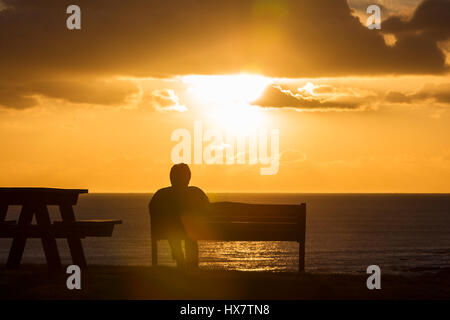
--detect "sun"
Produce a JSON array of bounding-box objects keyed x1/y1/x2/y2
[
  {"x1": 182, "y1": 74, "x2": 273, "y2": 132},
  {"x1": 182, "y1": 74, "x2": 272, "y2": 103}
]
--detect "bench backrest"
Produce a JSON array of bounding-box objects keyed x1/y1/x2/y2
[
  {"x1": 208, "y1": 201, "x2": 304, "y2": 223},
  {"x1": 151, "y1": 201, "x2": 306, "y2": 242}
]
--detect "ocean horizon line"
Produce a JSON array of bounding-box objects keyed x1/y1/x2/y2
[{"x1": 83, "y1": 191, "x2": 450, "y2": 195}]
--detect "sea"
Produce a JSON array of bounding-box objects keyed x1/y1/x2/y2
[{"x1": 1, "y1": 193, "x2": 449, "y2": 275}]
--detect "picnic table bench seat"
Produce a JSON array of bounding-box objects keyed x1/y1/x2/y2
[{"x1": 53, "y1": 219, "x2": 122, "y2": 237}]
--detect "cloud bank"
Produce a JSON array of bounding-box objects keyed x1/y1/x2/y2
[{"x1": 0, "y1": 0, "x2": 448, "y2": 109}]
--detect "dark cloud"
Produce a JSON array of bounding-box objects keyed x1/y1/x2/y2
[
  {"x1": 251, "y1": 86, "x2": 363, "y2": 110},
  {"x1": 383, "y1": 0, "x2": 450, "y2": 41},
  {"x1": 385, "y1": 91, "x2": 411, "y2": 103},
  {"x1": 386, "y1": 83, "x2": 450, "y2": 104},
  {"x1": 0, "y1": 0, "x2": 448, "y2": 109},
  {"x1": 380, "y1": 0, "x2": 450, "y2": 74},
  {"x1": 0, "y1": 79, "x2": 139, "y2": 109},
  {"x1": 28, "y1": 80, "x2": 139, "y2": 106},
  {"x1": 0, "y1": 87, "x2": 38, "y2": 109}
]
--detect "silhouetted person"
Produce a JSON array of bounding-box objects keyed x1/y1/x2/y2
[{"x1": 149, "y1": 163, "x2": 209, "y2": 268}]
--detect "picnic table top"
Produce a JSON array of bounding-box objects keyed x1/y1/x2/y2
[
  {"x1": 0, "y1": 187, "x2": 88, "y2": 193},
  {"x1": 0, "y1": 188, "x2": 88, "y2": 205}
]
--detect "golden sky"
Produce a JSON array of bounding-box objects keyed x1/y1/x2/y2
[{"x1": 0, "y1": 0, "x2": 449, "y2": 192}]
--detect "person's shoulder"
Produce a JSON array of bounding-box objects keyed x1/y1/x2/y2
[
  {"x1": 150, "y1": 187, "x2": 172, "y2": 203},
  {"x1": 188, "y1": 186, "x2": 205, "y2": 193},
  {"x1": 188, "y1": 186, "x2": 209, "y2": 200},
  {"x1": 154, "y1": 187, "x2": 172, "y2": 194}
]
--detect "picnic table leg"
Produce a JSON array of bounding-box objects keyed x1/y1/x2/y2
[
  {"x1": 59, "y1": 204, "x2": 87, "y2": 268},
  {"x1": 0, "y1": 203, "x2": 7, "y2": 222},
  {"x1": 35, "y1": 205, "x2": 62, "y2": 271},
  {"x1": 7, "y1": 204, "x2": 34, "y2": 269}
]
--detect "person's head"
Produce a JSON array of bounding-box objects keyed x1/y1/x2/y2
[{"x1": 170, "y1": 163, "x2": 191, "y2": 188}]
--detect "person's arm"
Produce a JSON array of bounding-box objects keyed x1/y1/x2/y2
[
  {"x1": 148, "y1": 190, "x2": 160, "y2": 216},
  {"x1": 149, "y1": 189, "x2": 166, "y2": 229},
  {"x1": 191, "y1": 187, "x2": 209, "y2": 211},
  {"x1": 198, "y1": 188, "x2": 209, "y2": 205}
]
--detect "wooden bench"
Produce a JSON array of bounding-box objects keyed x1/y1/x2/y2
[
  {"x1": 0, "y1": 188, "x2": 121, "y2": 270},
  {"x1": 151, "y1": 202, "x2": 306, "y2": 272}
]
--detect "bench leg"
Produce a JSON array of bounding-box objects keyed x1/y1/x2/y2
[
  {"x1": 298, "y1": 241, "x2": 305, "y2": 273},
  {"x1": 59, "y1": 204, "x2": 86, "y2": 268},
  {"x1": 186, "y1": 239, "x2": 199, "y2": 268},
  {"x1": 0, "y1": 203, "x2": 7, "y2": 222},
  {"x1": 298, "y1": 203, "x2": 306, "y2": 273},
  {"x1": 151, "y1": 238, "x2": 158, "y2": 266},
  {"x1": 35, "y1": 205, "x2": 62, "y2": 271},
  {"x1": 7, "y1": 205, "x2": 34, "y2": 269}
]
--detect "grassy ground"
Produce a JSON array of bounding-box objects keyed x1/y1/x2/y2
[{"x1": 1, "y1": 265, "x2": 449, "y2": 299}]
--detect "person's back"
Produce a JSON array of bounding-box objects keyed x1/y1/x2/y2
[
  {"x1": 149, "y1": 164, "x2": 209, "y2": 268},
  {"x1": 150, "y1": 185, "x2": 208, "y2": 237}
]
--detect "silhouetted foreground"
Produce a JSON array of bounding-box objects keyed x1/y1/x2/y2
[{"x1": 1, "y1": 265, "x2": 449, "y2": 299}]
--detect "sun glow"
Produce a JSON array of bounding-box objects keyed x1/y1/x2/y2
[
  {"x1": 182, "y1": 74, "x2": 273, "y2": 132},
  {"x1": 298, "y1": 82, "x2": 318, "y2": 96}
]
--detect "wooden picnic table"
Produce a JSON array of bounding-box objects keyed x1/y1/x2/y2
[{"x1": 0, "y1": 188, "x2": 121, "y2": 270}]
